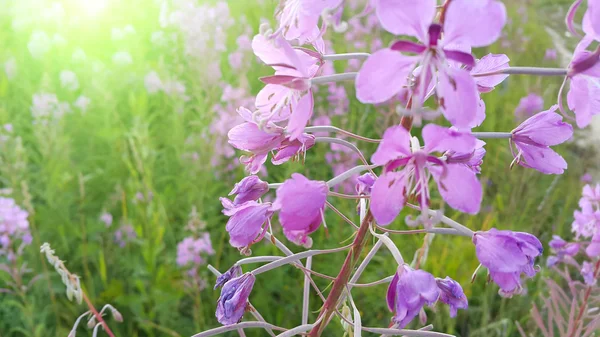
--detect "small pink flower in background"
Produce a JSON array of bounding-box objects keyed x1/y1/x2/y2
[
  {"x1": 544, "y1": 49, "x2": 558, "y2": 61},
  {"x1": 99, "y1": 212, "x2": 113, "y2": 227},
  {"x1": 370, "y1": 124, "x2": 482, "y2": 225},
  {"x1": 581, "y1": 173, "x2": 593, "y2": 183},
  {"x1": 176, "y1": 233, "x2": 214, "y2": 266},
  {"x1": 510, "y1": 105, "x2": 573, "y2": 174},
  {"x1": 112, "y1": 51, "x2": 133, "y2": 66},
  {"x1": 4, "y1": 58, "x2": 16, "y2": 80},
  {"x1": 386, "y1": 265, "x2": 439, "y2": 328},
  {"x1": 59, "y1": 70, "x2": 79, "y2": 92},
  {"x1": 114, "y1": 224, "x2": 136, "y2": 248},
  {"x1": 547, "y1": 235, "x2": 580, "y2": 267},
  {"x1": 514, "y1": 93, "x2": 544, "y2": 120},
  {"x1": 272, "y1": 173, "x2": 328, "y2": 247},
  {"x1": 74, "y1": 96, "x2": 90, "y2": 113},
  {"x1": 275, "y1": 0, "x2": 343, "y2": 43},
  {"x1": 144, "y1": 71, "x2": 163, "y2": 94},
  {"x1": 0, "y1": 198, "x2": 31, "y2": 259},
  {"x1": 473, "y1": 229, "x2": 543, "y2": 297}
]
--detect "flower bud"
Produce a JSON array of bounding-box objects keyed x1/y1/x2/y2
[
  {"x1": 215, "y1": 265, "x2": 243, "y2": 289},
  {"x1": 216, "y1": 273, "x2": 256, "y2": 325},
  {"x1": 87, "y1": 316, "x2": 96, "y2": 329},
  {"x1": 111, "y1": 309, "x2": 123, "y2": 322},
  {"x1": 229, "y1": 176, "x2": 268, "y2": 205},
  {"x1": 436, "y1": 277, "x2": 468, "y2": 317}
]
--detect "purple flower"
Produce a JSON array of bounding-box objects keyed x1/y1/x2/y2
[
  {"x1": 370, "y1": 124, "x2": 482, "y2": 225},
  {"x1": 386, "y1": 265, "x2": 439, "y2": 328},
  {"x1": 216, "y1": 273, "x2": 256, "y2": 325},
  {"x1": 572, "y1": 199, "x2": 600, "y2": 238},
  {"x1": 544, "y1": 49, "x2": 558, "y2": 61},
  {"x1": 114, "y1": 224, "x2": 136, "y2": 248},
  {"x1": 271, "y1": 133, "x2": 316, "y2": 165},
  {"x1": 229, "y1": 176, "x2": 269, "y2": 205},
  {"x1": 99, "y1": 212, "x2": 113, "y2": 227},
  {"x1": 586, "y1": 232, "x2": 600, "y2": 258},
  {"x1": 445, "y1": 139, "x2": 487, "y2": 174},
  {"x1": 510, "y1": 106, "x2": 573, "y2": 174},
  {"x1": 176, "y1": 233, "x2": 214, "y2": 267},
  {"x1": 272, "y1": 173, "x2": 328, "y2": 247},
  {"x1": 547, "y1": 235, "x2": 580, "y2": 267},
  {"x1": 220, "y1": 199, "x2": 273, "y2": 250},
  {"x1": 358, "y1": 0, "x2": 506, "y2": 128},
  {"x1": 514, "y1": 94, "x2": 544, "y2": 120},
  {"x1": 275, "y1": 0, "x2": 343, "y2": 43},
  {"x1": 356, "y1": 173, "x2": 376, "y2": 195},
  {"x1": 581, "y1": 261, "x2": 596, "y2": 286},
  {"x1": 470, "y1": 54, "x2": 510, "y2": 93},
  {"x1": 436, "y1": 277, "x2": 468, "y2": 317},
  {"x1": 473, "y1": 229, "x2": 543, "y2": 297},
  {"x1": 0, "y1": 198, "x2": 30, "y2": 257},
  {"x1": 215, "y1": 265, "x2": 243, "y2": 289},
  {"x1": 581, "y1": 173, "x2": 593, "y2": 183},
  {"x1": 566, "y1": 39, "x2": 600, "y2": 128}
]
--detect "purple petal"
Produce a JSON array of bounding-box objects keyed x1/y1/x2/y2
[
  {"x1": 287, "y1": 91, "x2": 314, "y2": 141},
  {"x1": 370, "y1": 171, "x2": 407, "y2": 226},
  {"x1": 356, "y1": 49, "x2": 418, "y2": 104},
  {"x1": 516, "y1": 143, "x2": 568, "y2": 175},
  {"x1": 567, "y1": 75, "x2": 600, "y2": 128},
  {"x1": 390, "y1": 40, "x2": 427, "y2": 54},
  {"x1": 431, "y1": 164, "x2": 482, "y2": 214},
  {"x1": 566, "y1": 0, "x2": 584, "y2": 35},
  {"x1": 512, "y1": 106, "x2": 574, "y2": 146},
  {"x1": 422, "y1": 124, "x2": 477, "y2": 154},
  {"x1": 437, "y1": 67, "x2": 480, "y2": 128},
  {"x1": 255, "y1": 84, "x2": 295, "y2": 122},
  {"x1": 371, "y1": 125, "x2": 412, "y2": 165},
  {"x1": 386, "y1": 271, "x2": 400, "y2": 311},
  {"x1": 470, "y1": 54, "x2": 510, "y2": 92},
  {"x1": 374, "y1": 0, "x2": 436, "y2": 42},
  {"x1": 442, "y1": 0, "x2": 507, "y2": 48},
  {"x1": 443, "y1": 49, "x2": 476, "y2": 68}
]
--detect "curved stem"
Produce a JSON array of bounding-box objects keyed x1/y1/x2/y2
[
  {"x1": 251, "y1": 244, "x2": 352, "y2": 276},
  {"x1": 315, "y1": 137, "x2": 372, "y2": 169},
  {"x1": 191, "y1": 322, "x2": 286, "y2": 337},
  {"x1": 375, "y1": 225, "x2": 466, "y2": 236},
  {"x1": 311, "y1": 73, "x2": 357, "y2": 85},
  {"x1": 304, "y1": 125, "x2": 382, "y2": 143},
  {"x1": 326, "y1": 164, "x2": 379, "y2": 188},
  {"x1": 302, "y1": 257, "x2": 312, "y2": 325},
  {"x1": 323, "y1": 53, "x2": 370, "y2": 61},
  {"x1": 349, "y1": 275, "x2": 394, "y2": 288},
  {"x1": 325, "y1": 201, "x2": 359, "y2": 229},
  {"x1": 82, "y1": 292, "x2": 115, "y2": 337},
  {"x1": 471, "y1": 66, "x2": 567, "y2": 77}
]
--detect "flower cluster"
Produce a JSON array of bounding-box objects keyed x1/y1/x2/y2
[
  {"x1": 176, "y1": 208, "x2": 215, "y2": 291},
  {"x1": 0, "y1": 197, "x2": 31, "y2": 260}
]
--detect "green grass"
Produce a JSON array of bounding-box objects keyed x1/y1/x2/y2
[{"x1": 0, "y1": 0, "x2": 593, "y2": 336}]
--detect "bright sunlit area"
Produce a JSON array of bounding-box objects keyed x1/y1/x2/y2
[{"x1": 0, "y1": 0, "x2": 599, "y2": 337}]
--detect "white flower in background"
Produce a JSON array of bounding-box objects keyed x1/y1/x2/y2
[
  {"x1": 28, "y1": 31, "x2": 52, "y2": 59},
  {"x1": 151, "y1": 31, "x2": 167, "y2": 46},
  {"x1": 112, "y1": 51, "x2": 132, "y2": 66},
  {"x1": 144, "y1": 71, "x2": 163, "y2": 94},
  {"x1": 53, "y1": 34, "x2": 67, "y2": 47},
  {"x1": 72, "y1": 48, "x2": 87, "y2": 63},
  {"x1": 74, "y1": 96, "x2": 91, "y2": 113},
  {"x1": 31, "y1": 93, "x2": 71, "y2": 121},
  {"x1": 60, "y1": 70, "x2": 79, "y2": 91},
  {"x1": 4, "y1": 58, "x2": 16, "y2": 80}
]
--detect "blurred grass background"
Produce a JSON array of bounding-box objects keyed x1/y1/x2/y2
[{"x1": 0, "y1": 0, "x2": 596, "y2": 336}]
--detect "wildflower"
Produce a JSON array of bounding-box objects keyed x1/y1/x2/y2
[
  {"x1": 220, "y1": 199, "x2": 272, "y2": 250},
  {"x1": 386, "y1": 265, "x2": 439, "y2": 328},
  {"x1": 99, "y1": 212, "x2": 113, "y2": 227},
  {"x1": 114, "y1": 225, "x2": 136, "y2": 248},
  {"x1": 73, "y1": 96, "x2": 90, "y2": 113},
  {"x1": 470, "y1": 54, "x2": 510, "y2": 93},
  {"x1": 586, "y1": 232, "x2": 600, "y2": 257},
  {"x1": 229, "y1": 176, "x2": 269, "y2": 205},
  {"x1": 572, "y1": 199, "x2": 600, "y2": 238},
  {"x1": 176, "y1": 233, "x2": 214, "y2": 266},
  {"x1": 144, "y1": 71, "x2": 163, "y2": 94},
  {"x1": 216, "y1": 273, "x2": 256, "y2": 325},
  {"x1": 356, "y1": 173, "x2": 376, "y2": 195},
  {"x1": 566, "y1": 37, "x2": 600, "y2": 128},
  {"x1": 514, "y1": 94, "x2": 544, "y2": 120},
  {"x1": 436, "y1": 277, "x2": 468, "y2": 317},
  {"x1": 4, "y1": 58, "x2": 16, "y2": 80},
  {"x1": 370, "y1": 124, "x2": 482, "y2": 225},
  {"x1": 358, "y1": 0, "x2": 506, "y2": 128},
  {"x1": 0, "y1": 198, "x2": 31, "y2": 256},
  {"x1": 547, "y1": 235, "x2": 580, "y2": 267},
  {"x1": 544, "y1": 49, "x2": 558, "y2": 61},
  {"x1": 581, "y1": 261, "x2": 596, "y2": 285},
  {"x1": 215, "y1": 265, "x2": 243, "y2": 289},
  {"x1": 28, "y1": 31, "x2": 52, "y2": 59},
  {"x1": 510, "y1": 105, "x2": 573, "y2": 174},
  {"x1": 272, "y1": 173, "x2": 328, "y2": 247},
  {"x1": 581, "y1": 173, "x2": 593, "y2": 183},
  {"x1": 31, "y1": 93, "x2": 71, "y2": 121},
  {"x1": 275, "y1": 0, "x2": 343, "y2": 43},
  {"x1": 473, "y1": 229, "x2": 543, "y2": 297},
  {"x1": 60, "y1": 71, "x2": 79, "y2": 91}
]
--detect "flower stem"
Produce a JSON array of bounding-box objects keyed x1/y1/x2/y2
[
  {"x1": 323, "y1": 53, "x2": 370, "y2": 61},
  {"x1": 308, "y1": 210, "x2": 374, "y2": 337},
  {"x1": 302, "y1": 256, "x2": 312, "y2": 325},
  {"x1": 471, "y1": 66, "x2": 568, "y2": 77},
  {"x1": 82, "y1": 292, "x2": 115, "y2": 337},
  {"x1": 304, "y1": 125, "x2": 382, "y2": 143},
  {"x1": 311, "y1": 73, "x2": 357, "y2": 85},
  {"x1": 471, "y1": 132, "x2": 512, "y2": 139}
]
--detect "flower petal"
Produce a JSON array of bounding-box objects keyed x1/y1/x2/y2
[
  {"x1": 374, "y1": 0, "x2": 435, "y2": 42},
  {"x1": 371, "y1": 125, "x2": 412, "y2": 165},
  {"x1": 567, "y1": 75, "x2": 600, "y2": 128},
  {"x1": 437, "y1": 67, "x2": 480, "y2": 128},
  {"x1": 356, "y1": 49, "x2": 418, "y2": 104},
  {"x1": 470, "y1": 54, "x2": 510, "y2": 92},
  {"x1": 370, "y1": 171, "x2": 407, "y2": 226},
  {"x1": 287, "y1": 91, "x2": 314, "y2": 141},
  {"x1": 422, "y1": 124, "x2": 476, "y2": 154},
  {"x1": 432, "y1": 164, "x2": 482, "y2": 214},
  {"x1": 516, "y1": 143, "x2": 568, "y2": 175},
  {"x1": 443, "y1": 0, "x2": 507, "y2": 47}
]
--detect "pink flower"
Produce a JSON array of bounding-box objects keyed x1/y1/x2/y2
[
  {"x1": 386, "y1": 265, "x2": 439, "y2": 328},
  {"x1": 176, "y1": 233, "x2": 214, "y2": 266},
  {"x1": 544, "y1": 49, "x2": 558, "y2": 61},
  {"x1": 587, "y1": 232, "x2": 600, "y2": 257},
  {"x1": 514, "y1": 93, "x2": 544, "y2": 120},
  {"x1": 252, "y1": 35, "x2": 322, "y2": 139},
  {"x1": 220, "y1": 199, "x2": 272, "y2": 250},
  {"x1": 473, "y1": 229, "x2": 543, "y2": 297},
  {"x1": 370, "y1": 124, "x2": 482, "y2": 225},
  {"x1": 436, "y1": 277, "x2": 468, "y2": 317},
  {"x1": 581, "y1": 261, "x2": 596, "y2": 285},
  {"x1": 229, "y1": 176, "x2": 269, "y2": 205},
  {"x1": 216, "y1": 273, "x2": 255, "y2": 325},
  {"x1": 272, "y1": 173, "x2": 328, "y2": 247},
  {"x1": 358, "y1": 0, "x2": 506, "y2": 128},
  {"x1": 99, "y1": 212, "x2": 113, "y2": 227},
  {"x1": 510, "y1": 106, "x2": 573, "y2": 174},
  {"x1": 470, "y1": 54, "x2": 510, "y2": 93},
  {"x1": 275, "y1": 0, "x2": 343, "y2": 43},
  {"x1": 566, "y1": 38, "x2": 600, "y2": 128}
]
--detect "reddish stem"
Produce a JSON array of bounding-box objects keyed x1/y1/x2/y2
[
  {"x1": 439, "y1": 0, "x2": 452, "y2": 26},
  {"x1": 568, "y1": 259, "x2": 600, "y2": 337},
  {"x1": 308, "y1": 211, "x2": 373, "y2": 337},
  {"x1": 82, "y1": 292, "x2": 116, "y2": 337}
]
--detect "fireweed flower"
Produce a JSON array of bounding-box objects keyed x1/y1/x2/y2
[
  {"x1": 444, "y1": 139, "x2": 487, "y2": 174},
  {"x1": 547, "y1": 235, "x2": 580, "y2": 267},
  {"x1": 272, "y1": 173, "x2": 328, "y2": 247},
  {"x1": 473, "y1": 229, "x2": 543, "y2": 297},
  {"x1": 176, "y1": 233, "x2": 215, "y2": 267},
  {"x1": 435, "y1": 277, "x2": 468, "y2": 317},
  {"x1": 229, "y1": 176, "x2": 269, "y2": 205},
  {"x1": 514, "y1": 93, "x2": 544, "y2": 120},
  {"x1": 216, "y1": 272, "x2": 256, "y2": 325},
  {"x1": 586, "y1": 232, "x2": 600, "y2": 257},
  {"x1": 386, "y1": 265, "x2": 439, "y2": 328},
  {"x1": 566, "y1": 0, "x2": 600, "y2": 39},
  {"x1": 581, "y1": 261, "x2": 596, "y2": 285},
  {"x1": 572, "y1": 199, "x2": 600, "y2": 238},
  {"x1": 565, "y1": 36, "x2": 600, "y2": 128},
  {"x1": 357, "y1": 0, "x2": 506, "y2": 128},
  {"x1": 370, "y1": 124, "x2": 482, "y2": 225},
  {"x1": 509, "y1": 105, "x2": 573, "y2": 174},
  {"x1": 470, "y1": 54, "x2": 510, "y2": 93},
  {"x1": 356, "y1": 172, "x2": 376, "y2": 195},
  {"x1": 220, "y1": 198, "x2": 273, "y2": 250},
  {"x1": 274, "y1": 0, "x2": 343, "y2": 43},
  {"x1": 0, "y1": 198, "x2": 31, "y2": 259},
  {"x1": 252, "y1": 34, "x2": 322, "y2": 139},
  {"x1": 215, "y1": 265, "x2": 243, "y2": 289}
]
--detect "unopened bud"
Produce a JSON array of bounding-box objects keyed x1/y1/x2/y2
[
  {"x1": 112, "y1": 309, "x2": 123, "y2": 322},
  {"x1": 87, "y1": 316, "x2": 96, "y2": 329}
]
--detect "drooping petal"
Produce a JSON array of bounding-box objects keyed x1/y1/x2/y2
[
  {"x1": 370, "y1": 171, "x2": 407, "y2": 226},
  {"x1": 512, "y1": 106, "x2": 574, "y2": 146},
  {"x1": 422, "y1": 124, "x2": 477, "y2": 154},
  {"x1": 228, "y1": 122, "x2": 284, "y2": 154},
  {"x1": 515, "y1": 143, "x2": 568, "y2": 175},
  {"x1": 287, "y1": 91, "x2": 314, "y2": 141},
  {"x1": 442, "y1": 0, "x2": 507, "y2": 48},
  {"x1": 252, "y1": 35, "x2": 304, "y2": 77},
  {"x1": 437, "y1": 67, "x2": 480, "y2": 128},
  {"x1": 374, "y1": 0, "x2": 436, "y2": 42},
  {"x1": 386, "y1": 271, "x2": 400, "y2": 311},
  {"x1": 567, "y1": 75, "x2": 600, "y2": 128},
  {"x1": 371, "y1": 125, "x2": 412, "y2": 165},
  {"x1": 356, "y1": 49, "x2": 418, "y2": 104},
  {"x1": 470, "y1": 54, "x2": 510, "y2": 92},
  {"x1": 431, "y1": 164, "x2": 482, "y2": 214}
]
